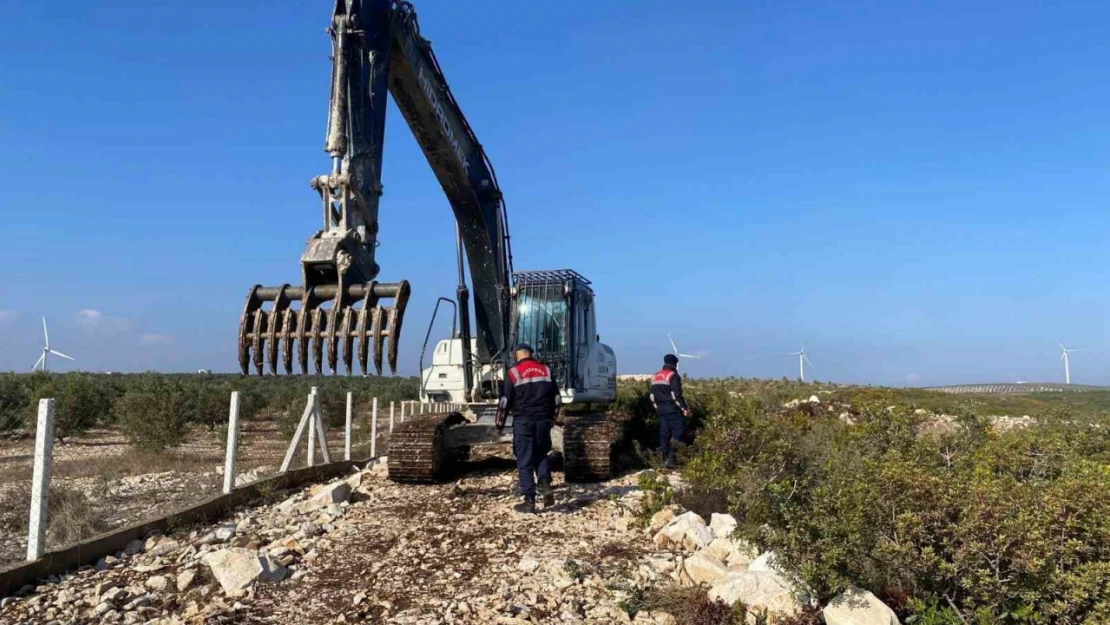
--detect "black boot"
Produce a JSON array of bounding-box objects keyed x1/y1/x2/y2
[
  {"x1": 538, "y1": 480, "x2": 554, "y2": 508},
  {"x1": 514, "y1": 494, "x2": 536, "y2": 514},
  {"x1": 663, "y1": 452, "x2": 678, "y2": 469}
]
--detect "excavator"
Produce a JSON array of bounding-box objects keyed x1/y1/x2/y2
[{"x1": 237, "y1": 0, "x2": 618, "y2": 482}]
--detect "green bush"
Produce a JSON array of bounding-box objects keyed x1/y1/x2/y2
[
  {"x1": 678, "y1": 384, "x2": 1110, "y2": 623},
  {"x1": 50, "y1": 372, "x2": 113, "y2": 441},
  {"x1": 0, "y1": 372, "x2": 420, "y2": 440},
  {"x1": 0, "y1": 374, "x2": 29, "y2": 434},
  {"x1": 114, "y1": 375, "x2": 192, "y2": 451}
]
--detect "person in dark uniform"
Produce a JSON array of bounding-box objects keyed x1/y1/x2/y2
[
  {"x1": 496, "y1": 343, "x2": 560, "y2": 513},
  {"x1": 651, "y1": 354, "x2": 690, "y2": 468}
]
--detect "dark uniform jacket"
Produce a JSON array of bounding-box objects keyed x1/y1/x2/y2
[
  {"x1": 651, "y1": 366, "x2": 689, "y2": 416},
  {"x1": 498, "y1": 357, "x2": 559, "y2": 423}
]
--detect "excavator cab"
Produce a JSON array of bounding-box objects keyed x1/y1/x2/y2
[
  {"x1": 511, "y1": 270, "x2": 616, "y2": 404},
  {"x1": 419, "y1": 270, "x2": 616, "y2": 405}
]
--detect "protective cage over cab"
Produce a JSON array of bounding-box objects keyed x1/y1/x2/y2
[{"x1": 511, "y1": 270, "x2": 616, "y2": 403}]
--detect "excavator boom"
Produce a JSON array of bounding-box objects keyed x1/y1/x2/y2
[{"x1": 238, "y1": 0, "x2": 511, "y2": 376}]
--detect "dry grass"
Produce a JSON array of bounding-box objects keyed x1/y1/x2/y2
[
  {"x1": 643, "y1": 586, "x2": 741, "y2": 625},
  {"x1": 640, "y1": 586, "x2": 823, "y2": 625},
  {"x1": 53, "y1": 450, "x2": 222, "y2": 481},
  {"x1": 0, "y1": 483, "x2": 109, "y2": 546}
]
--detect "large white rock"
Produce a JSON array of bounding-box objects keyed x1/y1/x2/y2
[
  {"x1": 683, "y1": 552, "x2": 730, "y2": 586},
  {"x1": 709, "y1": 513, "x2": 737, "y2": 538},
  {"x1": 648, "y1": 507, "x2": 679, "y2": 533},
  {"x1": 202, "y1": 548, "x2": 289, "y2": 593},
  {"x1": 297, "y1": 481, "x2": 353, "y2": 514},
  {"x1": 700, "y1": 536, "x2": 760, "y2": 569},
  {"x1": 748, "y1": 551, "x2": 779, "y2": 573},
  {"x1": 823, "y1": 588, "x2": 900, "y2": 625},
  {"x1": 653, "y1": 512, "x2": 713, "y2": 551},
  {"x1": 707, "y1": 571, "x2": 804, "y2": 617}
]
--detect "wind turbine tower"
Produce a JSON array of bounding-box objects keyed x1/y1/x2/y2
[
  {"x1": 33, "y1": 317, "x2": 75, "y2": 372},
  {"x1": 1059, "y1": 343, "x2": 1079, "y2": 385},
  {"x1": 789, "y1": 347, "x2": 812, "y2": 382}
]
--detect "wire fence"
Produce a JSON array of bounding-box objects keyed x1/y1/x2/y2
[{"x1": 0, "y1": 380, "x2": 449, "y2": 569}]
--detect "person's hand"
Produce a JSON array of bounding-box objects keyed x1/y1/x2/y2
[
  {"x1": 682, "y1": 409, "x2": 691, "y2": 418},
  {"x1": 495, "y1": 410, "x2": 507, "y2": 432}
]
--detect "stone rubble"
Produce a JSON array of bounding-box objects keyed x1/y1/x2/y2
[{"x1": 0, "y1": 457, "x2": 903, "y2": 625}]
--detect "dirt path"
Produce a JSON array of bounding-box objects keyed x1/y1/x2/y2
[
  {"x1": 224, "y1": 459, "x2": 660, "y2": 624},
  {"x1": 0, "y1": 451, "x2": 680, "y2": 625}
]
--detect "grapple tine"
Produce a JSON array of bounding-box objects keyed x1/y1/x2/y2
[
  {"x1": 326, "y1": 306, "x2": 340, "y2": 375},
  {"x1": 282, "y1": 308, "x2": 296, "y2": 374},
  {"x1": 251, "y1": 307, "x2": 266, "y2": 376},
  {"x1": 267, "y1": 285, "x2": 290, "y2": 375},
  {"x1": 311, "y1": 309, "x2": 325, "y2": 375},
  {"x1": 371, "y1": 306, "x2": 385, "y2": 375},
  {"x1": 341, "y1": 309, "x2": 355, "y2": 375},
  {"x1": 356, "y1": 306, "x2": 370, "y2": 375},
  {"x1": 297, "y1": 300, "x2": 311, "y2": 375},
  {"x1": 238, "y1": 286, "x2": 262, "y2": 375},
  {"x1": 387, "y1": 280, "x2": 411, "y2": 373}
]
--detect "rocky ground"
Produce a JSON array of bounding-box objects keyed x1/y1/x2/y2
[
  {"x1": 0, "y1": 448, "x2": 900, "y2": 625},
  {"x1": 0, "y1": 423, "x2": 360, "y2": 567}
]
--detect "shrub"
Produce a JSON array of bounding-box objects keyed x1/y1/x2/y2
[
  {"x1": 50, "y1": 372, "x2": 113, "y2": 441},
  {"x1": 114, "y1": 375, "x2": 192, "y2": 451},
  {"x1": 682, "y1": 386, "x2": 1110, "y2": 622},
  {"x1": 0, "y1": 374, "x2": 28, "y2": 434}
]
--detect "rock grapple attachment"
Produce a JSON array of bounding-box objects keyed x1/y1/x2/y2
[{"x1": 238, "y1": 281, "x2": 410, "y2": 375}]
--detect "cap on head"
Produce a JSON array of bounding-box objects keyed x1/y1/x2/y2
[
  {"x1": 663, "y1": 354, "x2": 679, "y2": 366},
  {"x1": 514, "y1": 343, "x2": 534, "y2": 356}
]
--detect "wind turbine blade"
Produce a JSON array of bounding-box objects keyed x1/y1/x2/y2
[
  {"x1": 668, "y1": 333, "x2": 678, "y2": 354},
  {"x1": 803, "y1": 354, "x2": 813, "y2": 366},
  {"x1": 678, "y1": 353, "x2": 701, "y2": 359},
  {"x1": 42, "y1": 317, "x2": 49, "y2": 348},
  {"x1": 50, "y1": 350, "x2": 75, "y2": 361},
  {"x1": 1061, "y1": 353, "x2": 1066, "y2": 361},
  {"x1": 32, "y1": 353, "x2": 44, "y2": 371}
]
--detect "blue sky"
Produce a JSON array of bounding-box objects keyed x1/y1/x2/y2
[{"x1": 2, "y1": 0, "x2": 1109, "y2": 385}]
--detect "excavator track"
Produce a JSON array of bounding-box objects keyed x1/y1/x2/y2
[
  {"x1": 387, "y1": 412, "x2": 465, "y2": 483},
  {"x1": 562, "y1": 413, "x2": 615, "y2": 483}
]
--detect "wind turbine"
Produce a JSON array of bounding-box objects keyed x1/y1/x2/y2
[
  {"x1": 1059, "y1": 343, "x2": 1080, "y2": 385},
  {"x1": 33, "y1": 317, "x2": 75, "y2": 372},
  {"x1": 668, "y1": 333, "x2": 703, "y2": 368},
  {"x1": 789, "y1": 347, "x2": 812, "y2": 382}
]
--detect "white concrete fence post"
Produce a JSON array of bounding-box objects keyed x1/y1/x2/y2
[
  {"x1": 222, "y1": 392, "x2": 241, "y2": 495},
  {"x1": 390, "y1": 401, "x2": 395, "y2": 433},
  {"x1": 280, "y1": 388, "x2": 319, "y2": 473},
  {"x1": 344, "y1": 392, "x2": 353, "y2": 461},
  {"x1": 313, "y1": 389, "x2": 331, "y2": 464},
  {"x1": 27, "y1": 398, "x2": 55, "y2": 561},
  {"x1": 307, "y1": 387, "x2": 318, "y2": 467},
  {"x1": 371, "y1": 397, "x2": 379, "y2": 458}
]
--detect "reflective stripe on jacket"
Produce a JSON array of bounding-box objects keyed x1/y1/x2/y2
[
  {"x1": 650, "y1": 367, "x2": 688, "y2": 415},
  {"x1": 498, "y1": 358, "x2": 559, "y2": 421}
]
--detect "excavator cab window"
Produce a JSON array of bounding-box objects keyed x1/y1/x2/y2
[
  {"x1": 515, "y1": 290, "x2": 567, "y2": 360},
  {"x1": 511, "y1": 270, "x2": 593, "y2": 390}
]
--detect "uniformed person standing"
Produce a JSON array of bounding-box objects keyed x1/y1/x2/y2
[
  {"x1": 496, "y1": 344, "x2": 560, "y2": 513},
  {"x1": 651, "y1": 354, "x2": 690, "y2": 468}
]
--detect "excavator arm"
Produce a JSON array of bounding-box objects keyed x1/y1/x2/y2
[
  {"x1": 237, "y1": 0, "x2": 511, "y2": 379},
  {"x1": 387, "y1": 1, "x2": 513, "y2": 365}
]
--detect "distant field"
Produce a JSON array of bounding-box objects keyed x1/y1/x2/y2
[
  {"x1": 657, "y1": 378, "x2": 1110, "y2": 418},
  {"x1": 925, "y1": 382, "x2": 1109, "y2": 394}
]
